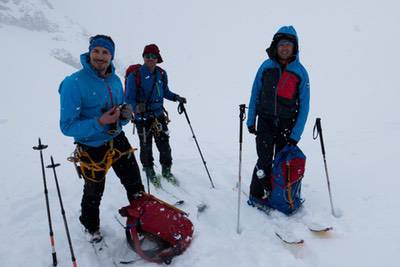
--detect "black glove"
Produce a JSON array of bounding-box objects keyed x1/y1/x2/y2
[
  {"x1": 119, "y1": 104, "x2": 134, "y2": 120},
  {"x1": 175, "y1": 95, "x2": 187, "y2": 104},
  {"x1": 248, "y1": 126, "x2": 257, "y2": 135},
  {"x1": 135, "y1": 103, "x2": 146, "y2": 114},
  {"x1": 287, "y1": 138, "x2": 298, "y2": 146}
]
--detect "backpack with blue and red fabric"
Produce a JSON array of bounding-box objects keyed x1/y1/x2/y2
[{"x1": 268, "y1": 145, "x2": 306, "y2": 215}]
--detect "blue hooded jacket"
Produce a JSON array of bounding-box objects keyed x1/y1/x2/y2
[
  {"x1": 125, "y1": 64, "x2": 177, "y2": 119},
  {"x1": 247, "y1": 26, "x2": 310, "y2": 142},
  {"x1": 59, "y1": 53, "x2": 126, "y2": 147}
]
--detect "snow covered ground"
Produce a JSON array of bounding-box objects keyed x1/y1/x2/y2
[{"x1": 1, "y1": 0, "x2": 400, "y2": 266}]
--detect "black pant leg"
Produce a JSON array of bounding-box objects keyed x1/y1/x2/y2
[
  {"x1": 249, "y1": 118, "x2": 274, "y2": 198},
  {"x1": 112, "y1": 132, "x2": 144, "y2": 202},
  {"x1": 136, "y1": 120, "x2": 154, "y2": 168},
  {"x1": 154, "y1": 116, "x2": 172, "y2": 167},
  {"x1": 275, "y1": 118, "x2": 295, "y2": 153},
  {"x1": 80, "y1": 170, "x2": 106, "y2": 233},
  {"x1": 249, "y1": 117, "x2": 296, "y2": 199},
  {"x1": 77, "y1": 143, "x2": 108, "y2": 232}
]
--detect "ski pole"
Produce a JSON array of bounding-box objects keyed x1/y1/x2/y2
[
  {"x1": 33, "y1": 138, "x2": 57, "y2": 266},
  {"x1": 47, "y1": 156, "x2": 78, "y2": 267},
  {"x1": 178, "y1": 102, "x2": 215, "y2": 188},
  {"x1": 237, "y1": 104, "x2": 246, "y2": 234},
  {"x1": 142, "y1": 124, "x2": 150, "y2": 194},
  {"x1": 313, "y1": 118, "x2": 338, "y2": 217}
]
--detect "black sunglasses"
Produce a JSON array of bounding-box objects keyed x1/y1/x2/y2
[{"x1": 144, "y1": 54, "x2": 158, "y2": 60}]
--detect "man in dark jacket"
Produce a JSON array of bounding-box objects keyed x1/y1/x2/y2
[
  {"x1": 125, "y1": 44, "x2": 186, "y2": 188},
  {"x1": 247, "y1": 26, "x2": 310, "y2": 207},
  {"x1": 59, "y1": 35, "x2": 144, "y2": 242}
]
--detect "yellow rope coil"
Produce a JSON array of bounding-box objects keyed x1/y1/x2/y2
[{"x1": 69, "y1": 141, "x2": 137, "y2": 183}]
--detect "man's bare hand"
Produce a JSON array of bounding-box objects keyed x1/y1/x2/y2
[{"x1": 98, "y1": 106, "x2": 120, "y2": 126}]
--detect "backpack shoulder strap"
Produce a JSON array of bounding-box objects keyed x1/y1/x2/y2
[
  {"x1": 124, "y1": 64, "x2": 142, "y2": 95},
  {"x1": 155, "y1": 66, "x2": 167, "y2": 84},
  {"x1": 129, "y1": 223, "x2": 167, "y2": 264}
]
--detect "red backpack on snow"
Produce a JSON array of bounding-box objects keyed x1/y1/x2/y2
[{"x1": 119, "y1": 193, "x2": 194, "y2": 265}]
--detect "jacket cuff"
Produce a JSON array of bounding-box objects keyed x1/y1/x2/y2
[
  {"x1": 94, "y1": 118, "x2": 105, "y2": 131},
  {"x1": 289, "y1": 134, "x2": 300, "y2": 142},
  {"x1": 120, "y1": 119, "x2": 129, "y2": 126}
]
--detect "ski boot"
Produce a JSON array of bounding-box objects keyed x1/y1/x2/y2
[
  {"x1": 144, "y1": 166, "x2": 161, "y2": 188},
  {"x1": 79, "y1": 216, "x2": 103, "y2": 243},
  {"x1": 87, "y1": 230, "x2": 103, "y2": 243},
  {"x1": 247, "y1": 195, "x2": 271, "y2": 214},
  {"x1": 162, "y1": 165, "x2": 179, "y2": 186}
]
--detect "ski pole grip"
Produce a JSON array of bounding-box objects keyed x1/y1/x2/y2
[
  {"x1": 239, "y1": 104, "x2": 246, "y2": 120},
  {"x1": 178, "y1": 102, "x2": 191, "y2": 124},
  {"x1": 177, "y1": 102, "x2": 185, "y2": 114},
  {"x1": 316, "y1": 118, "x2": 322, "y2": 133},
  {"x1": 315, "y1": 118, "x2": 326, "y2": 156},
  {"x1": 33, "y1": 137, "x2": 48, "y2": 150},
  {"x1": 239, "y1": 104, "x2": 245, "y2": 143}
]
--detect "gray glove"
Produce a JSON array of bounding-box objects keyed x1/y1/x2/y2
[
  {"x1": 119, "y1": 104, "x2": 133, "y2": 120},
  {"x1": 135, "y1": 103, "x2": 146, "y2": 114}
]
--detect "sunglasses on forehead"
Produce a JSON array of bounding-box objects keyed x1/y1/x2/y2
[{"x1": 144, "y1": 54, "x2": 158, "y2": 60}]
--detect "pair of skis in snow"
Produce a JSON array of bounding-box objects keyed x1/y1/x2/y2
[
  {"x1": 158, "y1": 186, "x2": 208, "y2": 214},
  {"x1": 146, "y1": 170, "x2": 209, "y2": 215},
  {"x1": 247, "y1": 200, "x2": 333, "y2": 245},
  {"x1": 275, "y1": 224, "x2": 333, "y2": 245},
  {"x1": 145, "y1": 169, "x2": 179, "y2": 191},
  {"x1": 145, "y1": 170, "x2": 207, "y2": 213}
]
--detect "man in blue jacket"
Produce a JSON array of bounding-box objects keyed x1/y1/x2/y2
[
  {"x1": 125, "y1": 44, "x2": 186, "y2": 188},
  {"x1": 247, "y1": 26, "x2": 310, "y2": 207},
  {"x1": 59, "y1": 35, "x2": 144, "y2": 242}
]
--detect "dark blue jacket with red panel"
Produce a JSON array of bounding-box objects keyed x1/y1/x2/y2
[{"x1": 247, "y1": 26, "x2": 310, "y2": 142}]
